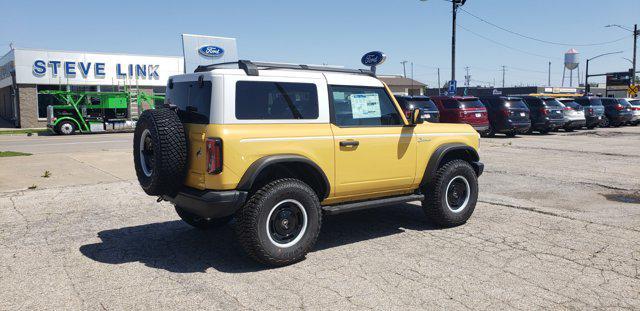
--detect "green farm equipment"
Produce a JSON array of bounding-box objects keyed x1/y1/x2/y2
[{"x1": 40, "y1": 89, "x2": 164, "y2": 135}]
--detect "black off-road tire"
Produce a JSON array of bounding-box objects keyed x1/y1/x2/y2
[
  {"x1": 422, "y1": 160, "x2": 478, "y2": 227},
  {"x1": 175, "y1": 205, "x2": 233, "y2": 229},
  {"x1": 235, "y1": 178, "x2": 322, "y2": 266},
  {"x1": 133, "y1": 109, "x2": 187, "y2": 196}
]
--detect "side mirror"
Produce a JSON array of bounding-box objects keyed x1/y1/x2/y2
[{"x1": 409, "y1": 108, "x2": 425, "y2": 125}]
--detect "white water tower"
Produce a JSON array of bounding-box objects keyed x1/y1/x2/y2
[{"x1": 562, "y1": 49, "x2": 580, "y2": 87}]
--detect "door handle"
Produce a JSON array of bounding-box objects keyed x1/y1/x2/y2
[{"x1": 339, "y1": 140, "x2": 359, "y2": 147}]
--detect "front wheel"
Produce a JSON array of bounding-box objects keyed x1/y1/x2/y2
[
  {"x1": 422, "y1": 160, "x2": 478, "y2": 227},
  {"x1": 235, "y1": 178, "x2": 322, "y2": 266},
  {"x1": 175, "y1": 205, "x2": 233, "y2": 229},
  {"x1": 56, "y1": 120, "x2": 76, "y2": 135}
]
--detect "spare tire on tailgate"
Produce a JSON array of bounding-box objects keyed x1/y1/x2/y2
[{"x1": 134, "y1": 108, "x2": 187, "y2": 196}]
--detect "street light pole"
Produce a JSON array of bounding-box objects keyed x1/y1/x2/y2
[
  {"x1": 451, "y1": 0, "x2": 457, "y2": 81},
  {"x1": 584, "y1": 51, "x2": 624, "y2": 93}
]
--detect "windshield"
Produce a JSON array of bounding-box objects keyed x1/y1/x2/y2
[
  {"x1": 404, "y1": 99, "x2": 438, "y2": 111},
  {"x1": 459, "y1": 99, "x2": 485, "y2": 109},
  {"x1": 543, "y1": 98, "x2": 563, "y2": 108},
  {"x1": 505, "y1": 100, "x2": 528, "y2": 109}
]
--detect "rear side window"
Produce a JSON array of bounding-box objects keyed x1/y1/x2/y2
[
  {"x1": 167, "y1": 80, "x2": 212, "y2": 124},
  {"x1": 330, "y1": 85, "x2": 402, "y2": 126},
  {"x1": 235, "y1": 81, "x2": 319, "y2": 120},
  {"x1": 629, "y1": 99, "x2": 640, "y2": 106}
]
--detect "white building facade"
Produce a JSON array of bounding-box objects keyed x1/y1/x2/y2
[{"x1": 0, "y1": 48, "x2": 183, "y2": 128}]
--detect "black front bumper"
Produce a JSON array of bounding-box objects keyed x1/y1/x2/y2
[{"x1": 163, "y1": 188, "x2": 248, "y2": 219}]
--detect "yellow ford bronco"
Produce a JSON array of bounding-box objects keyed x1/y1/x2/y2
[{"x1": 134, "y1": 61, "x2": 483, "y2": 266}]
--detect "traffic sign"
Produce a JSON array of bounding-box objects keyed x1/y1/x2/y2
[
  {"x1": 629, "y1": 84, "x2": 638, "y2": 96},
  {"x1": 447, "y1": 80, "x2": 457, "y2": 95}
]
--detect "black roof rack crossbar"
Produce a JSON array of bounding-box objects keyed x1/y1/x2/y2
[{"x1": 194, "y1": 60, "x2": 375, "y2": 77}]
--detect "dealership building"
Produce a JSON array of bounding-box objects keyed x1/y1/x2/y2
[{"x1": 0, "y1": 48, "x2": 184, "y2": 128}]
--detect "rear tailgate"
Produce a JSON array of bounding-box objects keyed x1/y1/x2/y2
[
  {"x1": 184, "y1": 124, "x2": 208, "y2": 189},
  {"x1": 508, "y1": 108, "x2": 530, "y2": 122},
  {"x1": 461, "y1": 108, "x2": 488, "y2": 125}
]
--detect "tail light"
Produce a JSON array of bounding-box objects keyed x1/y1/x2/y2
[
  {"x1": 633, "y1": 107, "x2": 640, "y2": 111},
  {"x1": 614, "y1": 104, "x2": 624, "y2": 111},
  {"x1": 539, "y1": 108, "x2": 549, "y2": 116},
  {"x1": 206, "y1": 138, "x2": 223, "y2": 174},
  {"x1": 563, "y1": 107, "x2": 573, "y2": 111},
  {"x1": 587, "y1": 108, "x2": 594, "y2": 114}
]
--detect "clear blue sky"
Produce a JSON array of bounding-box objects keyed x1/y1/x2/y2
[{"x1": 1, "y1": 0, "x2": 637, "y2": 87}]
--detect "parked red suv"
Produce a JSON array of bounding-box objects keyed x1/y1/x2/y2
[{"x1": 431, "y1": 96, "x2": 489, "y2": 135}]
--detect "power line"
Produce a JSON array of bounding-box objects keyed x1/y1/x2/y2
[
  {"x1": 458, "y1": 24, "x2": 560, "y2": 60},
  {"x1": 459, "y1": 8, "x2": 632, "y2": 47}
]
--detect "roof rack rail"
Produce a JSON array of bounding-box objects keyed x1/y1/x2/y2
[{"x1": 194, "y1": 60, "x2": 376, "y2": 77}]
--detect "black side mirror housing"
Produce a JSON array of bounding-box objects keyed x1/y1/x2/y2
[{"x1": 409, "y1": 108, "x2": 425, "y2": 126}]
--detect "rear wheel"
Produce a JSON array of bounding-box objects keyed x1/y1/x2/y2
[
  {"x1": 56, "y1": 120, "x2": 76, "y2": 135},
  {"x1": 600, "y1": 116, "x2": 610, "y2": 128},
  {"x1": 175, "y1": 205, "x2": 233, "y2": 229},
  {"x1": 505, "y1": 131, "x2": 516, "y2": 138},
  {"x1": 564, "y1": 127, "x2": 574, "y2": 132},
  {"x1": 133, "y1": 109, "x2": 188, "y2": 196},
  {"x1": 235, "y1": 178, "x2": 322, "y2": 266},
  {"x1": 539, "y1": 129, "x2": 550, "y2": 134},
  {"x1": 422, "y1": 160, "x2": 478, "y2": 227}
]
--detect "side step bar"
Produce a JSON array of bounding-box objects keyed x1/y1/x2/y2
[{"x1": 322, "y1": 194, "x2": 424, "y2": 215}]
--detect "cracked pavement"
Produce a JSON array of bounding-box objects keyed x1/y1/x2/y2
[{"x1": 0, "y1": 127, "x2": 639, "y2": 310}]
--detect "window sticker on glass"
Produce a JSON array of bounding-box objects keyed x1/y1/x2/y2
[{"x1": 350, "y1": 93, "x2": 381, "y2": 119}]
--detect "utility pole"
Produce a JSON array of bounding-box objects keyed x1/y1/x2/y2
[
  {"x1": 451, "y1": 0, "x2": 457, "y2": 81},
  {"x1": 634, "y1": 24, "x2": 638, "y2": 84},
  {"x1": 501, "y1": 66, "x2": 506, "y2": 88},
  {"x1": 548, "y1": 62, "x2": 551, "y2": 86},
  {"x1": 437, "y1": 68, "x2": 441, "y2": 94},
  {"x1": 400, "y1": 61, "x2": 408, "y2": 78},
  {"x1": 411, "y1": 62, "x2": 414, "y2": 95}
]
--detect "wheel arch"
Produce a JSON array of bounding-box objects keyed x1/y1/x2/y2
[
  {"x1": 420, "y1": 143, "x2": 481, "y2": 187},
  {"x1": 237, "y1": 155, "x2": 331, "y2": 200}
]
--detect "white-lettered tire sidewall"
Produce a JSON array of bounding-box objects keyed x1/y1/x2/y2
[
  {"x1": 238, "y1": 179, "x2": 322, "y2": 266},
  {"x1": 436, "y1": 161, "x2": 478, "y2": 224}
]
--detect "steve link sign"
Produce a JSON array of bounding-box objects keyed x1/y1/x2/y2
[{"x1": 32, "y1": 60, "x2": 160, "y2": 79}]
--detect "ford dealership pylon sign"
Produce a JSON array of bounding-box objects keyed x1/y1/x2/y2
[{"x1": 182, "y1": 34, "x2": 238, "y2": 73}]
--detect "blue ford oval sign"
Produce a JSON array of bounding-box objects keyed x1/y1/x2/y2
[
  {"x1": 361, "y1": 51, "x2": 386, "y2": 67},
  {"x1": 198, "y1": 46, "x2": 225, "y2": 58}
]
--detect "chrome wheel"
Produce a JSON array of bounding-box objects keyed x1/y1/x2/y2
[
  {"x1": 139, "y1": 129, "x2": 154, "y2": 177},
  {"x1": 445, "y1": 176, "x2": 471, "y2": 213},
  {"x1": 266, "y1": 199, "x2": 308, "y2": 248},
  {"x1": 59, "y1": 122, "x2": 75, "y2": 135}
]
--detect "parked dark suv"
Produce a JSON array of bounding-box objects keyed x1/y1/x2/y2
[
  {"x1": 431, "y1": 96, "x2": 489, "y2": 134},
  {"x1": 573, "y1": 96, "x2": 606, "y2": 129},
  {"x1": 599, "y1": 97, "x2": 633, "y2": 127},
  {"x1": 521, "y1": 96, "x2": 565, "y2": 134},
  {"x1": 394, "y1": 95, "x2": 440, "y2": 122},
  {"x1": 478, "y1": 96, "x2": 531, "y2": 137}
]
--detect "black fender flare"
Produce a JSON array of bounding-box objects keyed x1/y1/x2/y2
[
  {"x1": 236, "y1": 154, "x2": 331, "y2": 200},
  {"x1": 420, "y1": 143, "x2": 482, "y2": 187}
]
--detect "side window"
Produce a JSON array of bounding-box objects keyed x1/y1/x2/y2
[
  {"x1": 329, "y1": 85, "x2": 403, "y2": 127},
  {"x1": 236, "y1": 81, "x2": 319, "y2": 120}
]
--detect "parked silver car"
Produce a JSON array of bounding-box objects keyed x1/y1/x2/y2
[
  {"x1": 558, "y1": 98, "x2": 586, "y2": 131},
  {"x1": 621, "y1": 98, "x2": 640, "y2": 126}
]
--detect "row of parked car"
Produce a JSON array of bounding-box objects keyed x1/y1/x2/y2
[{"x1": 394, "y1": 94, "x2": 640, "y2": 137}]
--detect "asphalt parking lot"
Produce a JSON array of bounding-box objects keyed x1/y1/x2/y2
[{"x1": 1, "y1": 128, "x2": 639, "y2": 310}]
